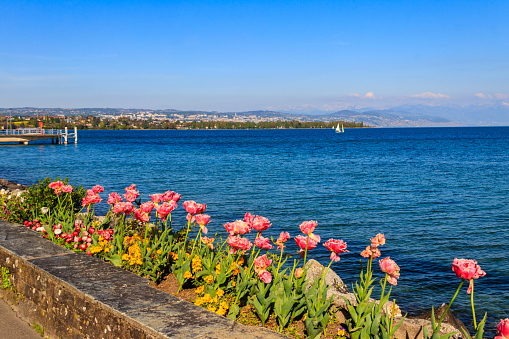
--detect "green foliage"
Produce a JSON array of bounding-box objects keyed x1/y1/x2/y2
[
  {"x1": 1, "y1": 266, "x2": 13, "y2": 290},
  {"x1": 22, "y1": 177, "x2": 86, "y2": 216},
  {"x1": 0, "y1": 192, "x2": 30, "y2": 223}
]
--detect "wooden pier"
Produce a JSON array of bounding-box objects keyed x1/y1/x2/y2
[{"x1": 0, "y1": 127, "x2": 78, "y2": 145}]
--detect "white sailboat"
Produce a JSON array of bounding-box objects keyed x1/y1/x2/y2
[{"x1": 335, "y1": 123, "x2": 344, "y2": 133}]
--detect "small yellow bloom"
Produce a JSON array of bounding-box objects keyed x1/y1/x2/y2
[
  {"x1": 216, "y1": 289, "x2": 224, "y2": 298},
  {"x1": 202, "y1": 293, "x2": 212, "y2": 303},
  {"x1": 204, "y1": 275, "x2": 214, "y2": 284},
  {"x1": 194, "y1": 297, "x2": 204, "y2": 306},
  {"x1": 195, "y1": 285, "x2": 205, "y2": 294},
  {"x1": 207, "y1": 305, "x2": 217, "y2": 312},
  {"x1": 122, "y1": 254, "x2": 130, "y2": 261},
  {"x1": 183, "y1": 271, "x2": 194, "y2": 279}
]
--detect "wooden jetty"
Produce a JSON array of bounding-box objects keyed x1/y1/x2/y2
[{"x1": 0, "y1": 127, "x2": 78, "y2": 145}]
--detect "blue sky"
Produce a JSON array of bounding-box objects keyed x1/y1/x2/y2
[{"x1": 1, "y1": 0, "x2": 508, "y2": 112}]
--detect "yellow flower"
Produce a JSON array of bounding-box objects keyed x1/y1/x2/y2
[
  {"x1": 183, "y1": 271, "x2": 194, "y2": 279},
  {"x1": 216, "y1": 289, "x2": 224, "y2": 298},
  {"x1": 204, "y1": 275, "x2": 214, "y2": 284},
  {"x1": 215, "y1": 263, "x2": 221, "y2": 275},
  {"x1": 231, "y1": 280, "x2": 236, "y2": 287},
  {"x1": 237, "y1": 257, "x2": 244, "y2": 266},
  {"x1": 169, "y1": 252, "x2": 178, "y2": 261},
  {"x1": 194, "y1": 297, "x2": 204, "y2": 306},
  {"x1": 195, "y1": 285, "x2": 205, "y2": 294},
  {"x1": 192, "y1": 255, "x2": 202, "y2": 273},
  {"x1": 89, "y1": 246, "x2": 103, "y2": 254},
  {"x1": 122, "y1": 254, "x2": 130, "y2": 261},
  {"x1": 202, "y1": 293, "x2": 212, "y2": 303},
  {"x1": 207, "y1": 305, "x2": 217, "y2": 312}
]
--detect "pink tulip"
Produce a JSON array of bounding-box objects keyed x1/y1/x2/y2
[
  {"x1": 150, "y1": 193, "x2": 163, "y2": 204},
  {"x1": 251, "y1": 216, "x2": 271, "y2": 233},
  {"x1": 62, "y1": 185, "x2": 73, "y2": 193},
  {"x1": 140, "y1": 201, "x2": 155, "y2": 213},
  {"x1": 224, "y1": 220, "x2": 251, "y2": 236},
  {"x1": 295, "y1": 267, "x2": 304, "y2": 279},
  {"x1": 49, "y1": 181, "x2": 64, "y2": 195},
  {"x1": 495, "y1": 319, "x2": 509, "y2": 339},
  {"x1": 452, "y1": 258, "x2": 486, "y2": 281},
  {"x1": 294, "y1": 235, "x2": 318, "y2": 257},
  {"x1": 171, "y1": 193, "x2": 181, "y2": 202},
  {"x1": 183, "y1": 201, "x2": 203, "y2": 215},
  {"x1": 371, "y1": 233, "x2": 386, "y2": 247},
  {"x1": 299, "y1": 220, "x2": 318, "y2": 235},
  {"x1": 201, "y1": 236, "x2": 215, "y2": 250},
  {"x1": 379, "y1": 257, "x2": 400, "y2": 286},
  {"x1": 91, "y1": 185, "x2": 104, "y2": 194},
  {"x1": 254, "y1": 254, "x2": 272, "y2": 270},
  {"x1": 162, "y1": 190, "x2": 175, "y2": 202},
  {"x1": 195, "y1": 214, "x2": 211, "y2": 226},
  {"x1": 244, "y1": 212, "x2": 254, "y2": 225},
  {"x1": 275, "y1": 231, "x2": 290, "y2": 250},
  {"x1": 134, "y1": 209, "x2": 150, "y2": 223},
  {"x1": 107, "y1": 192, "x2": 123, "y2": 205},
  {"x1": 123, "y1": 184, "x2": 140, "y2": 202},
  {"x1": 452, "y1": 258, "x2": 486, "y2": 294},
  {"x1": 324, "y1": 239, "x2": 349, "y2": 262},
  {"x1": 113, "y1": 202, "x2": 125, "y2": 214},
  {"x1": 254, "y1": 236, "x2": 273, "y2": 250},
  {"x1": 227, "y1": 236, "x2": 252, "y2": 253},
  {"x1": 258, "y1": 271, "x2": 272, "y2": 283},
  {"x1": 123, "y1": 192, "x2": 138, "y2": 203},
  {"x1": 48, "y1": 181, "x2": 64, "y2": 190},
  {"x1": 123, "y1": 202, "x2": 134, "y2": 215},
  {"x1": 361, "y1": 245, "x2": 381, "y2": 259},
  {"x1": 155, "y1": 201, "x2": 177, "y2": 219}
]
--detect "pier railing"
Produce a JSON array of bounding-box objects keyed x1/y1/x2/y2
[
  {"x1": 0, "y1": 127, "x2": 77, "y2": 144},
  {"x1": 0, "y1": 128, "x2": 63, "y2": 136}
]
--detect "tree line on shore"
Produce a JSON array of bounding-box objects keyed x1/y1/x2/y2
[{"x1": 0, "y1": 114, "x2": 365, "y2": 130}]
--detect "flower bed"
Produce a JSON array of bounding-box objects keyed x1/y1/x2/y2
[{"x1": 1, "y1": 178, "x2": 507, "y2": 339}]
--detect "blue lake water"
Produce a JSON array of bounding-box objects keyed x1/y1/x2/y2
[{"x1": 1, "y1": 127, "x2": 508, "y2": 333}]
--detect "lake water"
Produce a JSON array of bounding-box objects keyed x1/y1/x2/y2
[{"x1": 1, "y1": 127, "x2": 508, "y2": 334}]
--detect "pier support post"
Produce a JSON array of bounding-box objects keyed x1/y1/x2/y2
[
  {"x1": 74, "y1": 126, "x2": 78, "y2": 144},
  {"x1": 64, "y1": 127, "x2": 68, "y2": 145}
]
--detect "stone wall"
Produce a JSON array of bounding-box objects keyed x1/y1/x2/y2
[{"x1": 0, "y1": 220, "x2": 285, "y2": 339}]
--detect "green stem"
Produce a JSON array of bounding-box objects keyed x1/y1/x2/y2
[
  {"x1": 379, "y1": 273, "x2": 388, "y2": 312},
  {"x1": 189, "y1": 228, "x2": 202, "y2": 260},
  {"x1": 437, "y1": 279, "x2": 464, "y2": 332},
  {"x1": 470, "y1": 281, "x2": 477, "y2": 329},
  {"x1": 319, "y1": 259, "x2": 334, "y2": 290},
  {"x1": 275, "y1": 246, "x2": 284, "y2": 279},
  {"x1": 303, "y1": 234, "x2": 310, "y2": 266}
]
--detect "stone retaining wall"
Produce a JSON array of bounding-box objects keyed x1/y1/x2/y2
[{"x1": 0, "y1": 220, "x2": 285, "y2": 339}]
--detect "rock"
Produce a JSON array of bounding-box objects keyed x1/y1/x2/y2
[
  {"x1": 304, "y1": 259, "x2": 349, "y2": 294},
  {"x1": 409, "y1": 303, "x2": 471, "y2": 338}
]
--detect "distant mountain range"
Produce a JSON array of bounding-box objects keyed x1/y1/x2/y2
[{"x1": 2, "y1": 103, "x2": 508, "y2": 127}]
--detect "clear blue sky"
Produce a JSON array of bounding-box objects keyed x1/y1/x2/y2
[{"x1": 1, "y1": 0, "x2": 508, "y2": 112}]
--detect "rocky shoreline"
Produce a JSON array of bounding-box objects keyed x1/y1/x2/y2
[{"x1": 0, "y1": 178, "x2": 29, "y2": 192}]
